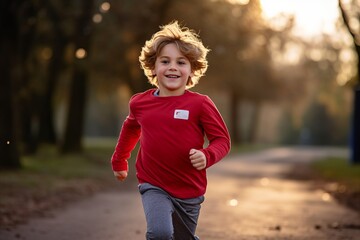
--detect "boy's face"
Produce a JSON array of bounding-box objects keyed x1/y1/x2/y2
[{"x1": 152, "y1": 43, "x2": 193, "y2": 96}]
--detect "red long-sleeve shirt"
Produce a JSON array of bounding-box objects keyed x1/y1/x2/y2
[{"x1": 111, "y1": 89, "x2": 230, "y2": 198}]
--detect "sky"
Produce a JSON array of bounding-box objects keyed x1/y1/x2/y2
[
  {"x1": 258, "y1": 0, "x2": 358, "y2": 86},
  {"x1": 259, "y1": 0, "x2": 340, "y2": 38}
]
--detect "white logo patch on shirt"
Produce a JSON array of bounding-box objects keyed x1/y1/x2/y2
[{"x1": 174, "y1": 109, "x2": 189, "y2": 120}]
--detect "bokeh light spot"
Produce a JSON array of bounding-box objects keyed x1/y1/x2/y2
[
  {"x1": 75, "y1": 48, "x2": 87, "y2": 59},
  {"x1": 228, "y1": 199, "x2": 239, "y2": 207},
  {"x1": 100, "y1": 2, "x2": 110, "y2": 13}
]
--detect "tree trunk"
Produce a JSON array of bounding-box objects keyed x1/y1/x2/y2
[
  {"x1": 0, "y1": 64, "x2": 21, "y2": 169},
  {"x1": 61, "y1": 70, "x2": 88, "y2": 153},
  {"x1": 0, "y1": 0, "x2": 22, "y2": 168},
  {"x1": 339, "y1": 0, "x2": 360, "y2": 164},
  {"x1": 18, "y1": 2, "x2": 38, "y2": 154},
  {"x1": 351, "y1": 44, "x2": 360, "y2": 164},
  {"x1": 38, "y1": 1, "x2": 70, "y2": 145},
  {"x1": 230, "y1": 91, "x2": 241, "y2": 144},
  {"x1": 60, "y1": 0, "x2": 94, "y2": 153},
  {"x1": 248, "y1": 102, "x2": 261, "y2": 143},
  {"x1": 350, "y1": 84, "x2": 360, "y2": 164},
  {"x1": 38, "y1": 39, "x2": 67, "y2": 145}
]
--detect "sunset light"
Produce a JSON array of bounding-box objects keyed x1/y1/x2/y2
[
  {"x1": 228, "y1": 0, "x2": 250, "y2": 4},
  {"x1": 260, "y1": 0, "x2": 340, "y2": 37},
  {"x1": 2, "y1": 1, "x2": 359, "y2": 239}
]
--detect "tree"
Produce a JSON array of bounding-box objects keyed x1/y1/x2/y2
[
  {"x1": 37, "y1": 0, "x2": 70, "y2": 145},
  {"x1": 61, "y1": 0, "x2": 95, "y2": 153},
  {"x1": 339, "y1": 0, "x2": 360, "y2": 164},
  {"x1": 0, "y1": 0, "x2": 25, "y2": 168},
  {"x1": 15, "y1": 0, "x2": 38, "y2": 154}
]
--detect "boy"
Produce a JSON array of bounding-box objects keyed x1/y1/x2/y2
[{"x1": 111, "y1": 21, "x2": 230, "y2": 239}]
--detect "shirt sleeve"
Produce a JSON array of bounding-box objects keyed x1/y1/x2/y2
[
  {"x1": 111, "y1": 98, "x2": 141, "y2": 172},
  {"x1": 200, "y1": 96, "x2": 231, "y2": 168}
]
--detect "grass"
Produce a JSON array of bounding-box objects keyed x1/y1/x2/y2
[
  {"x1": 311, "y1": 157, "x2": 360, "y2": 190},
  {"x1": 0, "y1": 142, "x2": 124, "y2": 227},
  {"x1": 0, "y1": 138, "x2": 140, "y2": 196},
  {"x1": 0, "y1": 144, "x2": 114, "y2": 187},
  {"x1": 0, "y1": 144, "x2": 115, "y2": 205},
  {"x1": 24, "y1": 147, "x2": 110, "y2": 178}
]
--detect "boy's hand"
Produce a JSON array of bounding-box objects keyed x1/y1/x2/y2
[
  {"x1": 189, "y1": 149, "x2": 207, "y2": 170},
  {"x1": 113, "y1": 171, "x2": 128, "y2": 181}
]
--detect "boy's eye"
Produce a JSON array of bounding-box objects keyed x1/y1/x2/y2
[{"x1": 159, "y1": 59, "x2": 188, "y2": 65}]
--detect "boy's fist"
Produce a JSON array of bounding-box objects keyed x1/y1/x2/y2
[
  {"x1": 189, "y1": 149, "x2": 207, "y2": 170},
  {"x1": 113, "y1": 171, "x2": 128, "y2": 181}
]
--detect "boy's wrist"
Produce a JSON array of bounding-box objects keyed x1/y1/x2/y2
[{"x1": 111, "y1": 160, "x2": 129, "y2": 172}]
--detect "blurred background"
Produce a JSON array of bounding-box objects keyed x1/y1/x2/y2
[{"x1": 1, "y1": 0, "x2": 359, "y2": 168}]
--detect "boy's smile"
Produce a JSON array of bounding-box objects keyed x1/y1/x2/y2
[
  {"x1": 165, "y1": 74, "x2": 180, "y2": 78},
  {"x1": 152, "y1": 43, "x2": 193, "y2": 96}
]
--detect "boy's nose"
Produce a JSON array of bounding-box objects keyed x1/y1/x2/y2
[
  {"x1": 169, "y1": 65, "x2": 178, "y2": 71},
  {"x1": 168, "y1": 62, "x2": 177, "y2": 70}
]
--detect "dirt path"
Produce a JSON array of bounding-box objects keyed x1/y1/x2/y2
[{"x1": 1, "y1": 147, "x2": 359, "y2": 240}]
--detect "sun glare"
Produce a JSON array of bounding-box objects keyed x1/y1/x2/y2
[{"x1": 260, "y1": 0, "x2": 340, "y2": 37}]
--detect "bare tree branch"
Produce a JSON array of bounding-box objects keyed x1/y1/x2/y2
[{"x1": 339, "y1": 0, "x2": 360, "y2": 46}]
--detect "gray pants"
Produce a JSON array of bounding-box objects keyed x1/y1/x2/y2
[{"x1": 139, "y1": 183, "x2": 204, "y2": 240}]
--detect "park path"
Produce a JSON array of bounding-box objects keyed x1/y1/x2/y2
[{"x1": 1, "y1": 147, "x2": 360, "y2": 240}]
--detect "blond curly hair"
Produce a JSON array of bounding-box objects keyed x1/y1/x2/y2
[{"x1": 139, "y1": 21, "x2": 210, "y2": 89}]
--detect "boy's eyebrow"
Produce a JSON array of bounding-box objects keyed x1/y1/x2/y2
[{"x1": 158, "y1": 56, "x2": 188, "y2": 60}]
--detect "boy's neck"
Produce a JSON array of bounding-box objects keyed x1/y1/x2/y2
[{"x1": 157, "y1": 88, "x2": 186, "y2": 97}]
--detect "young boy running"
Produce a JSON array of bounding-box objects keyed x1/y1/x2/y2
[{"x1": 111, "y1": 21, "x2": 231, "y2": 240}]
